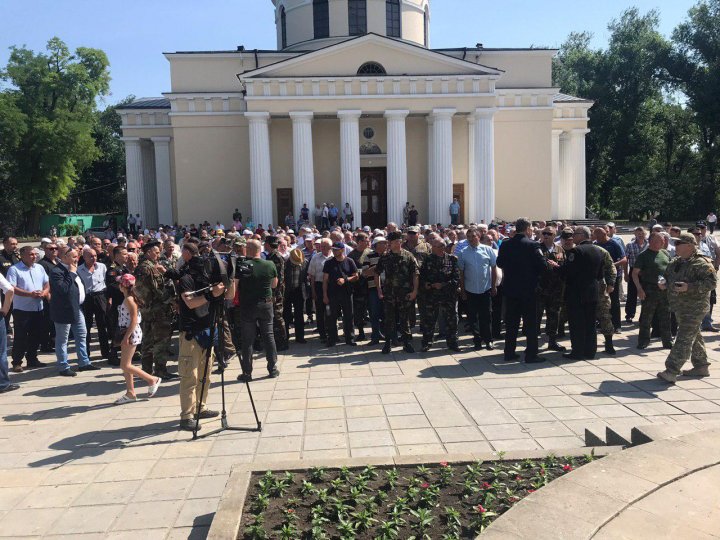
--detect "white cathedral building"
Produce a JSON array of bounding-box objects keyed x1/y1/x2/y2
[{"x1": 118, "y1": 0, "x2": 591, "y2": 229}]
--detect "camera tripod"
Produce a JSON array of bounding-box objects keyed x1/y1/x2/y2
[{"x1": 192, "y1": 295, "x2": 262, "y2": 440}]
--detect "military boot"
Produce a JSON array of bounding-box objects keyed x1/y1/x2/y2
[
  {"x1": 682, "y1": 365, "x2": 710, "y2": 377},
  {"x1": 403, "y1": 340, "x2": 415, "y2": 354},
  {"x1": 547, "y1": 336, "x2": 566, "y2": 352},
  {"x1": 421, "y1": 341, "x2": 431, "y2": 352},
  {"x1": 604, "y1": 335, "x2": 616, "y2": 355},
  {"x1": 381, "y1": 341, "x2": 392, "y2": 354}
]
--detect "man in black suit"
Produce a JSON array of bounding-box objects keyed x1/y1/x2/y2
[
  {"x1": 559, "y1": 226, "x2": 616, "y2": 360},
  {"x1": 50, "y1": 247, "x2": 101, "y2": 376},
  {"x1": 497, "y1": 217, "x2": 548, "y2": 363}
]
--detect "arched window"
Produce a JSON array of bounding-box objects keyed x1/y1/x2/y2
[
  {"x1": 386, "y1": 0, "x2": 401, "y2": 38},
  {"x1": 348, "y1": 0, "x2": 367, "y2": 36},
  {"x1": 424, "y1": 7, "x2": 429, "y2": 47},
  {"x1": 280, "y1": 6, "x2": 287, "y2": 49},
  {"x1": 313, "y1": 0, "x2": 329, "y2": 39},
  {"x1": 357, "y1": 62, "x2": 386, "y2": 75}
]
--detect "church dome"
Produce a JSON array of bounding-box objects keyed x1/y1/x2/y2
[{"x1": 271, "y1": 0, "x2": 430, "y2": 51}]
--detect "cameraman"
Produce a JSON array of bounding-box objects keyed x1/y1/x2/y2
[
  {"x1": 176, "y1": 242, "x2": 235, "y2": 432},
  {"x1": 236, "y1": 239, "x2": 280, "y2": 382}
]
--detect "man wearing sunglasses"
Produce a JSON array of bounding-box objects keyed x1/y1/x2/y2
[{"x1": 38, "y1": 243, "x2": 59, "y2": 353}]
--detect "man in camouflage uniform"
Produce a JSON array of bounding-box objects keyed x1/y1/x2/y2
[
  {"x1": 105, "y1": 246, "x2": 128, "y2": 366},
  {"x1": 657, "y1": 232, "x2": 717, "y2": 383},
  {"x1": 264, "y1": 236, "x2": 288, "y2": 351},
  {"x1": 401, "y1": 226, "x2": 431, "y2": 328},
  {"x1": 348, "y1": 232, "x2": 371, "y2": 341},
  {"x1": 596, "y1": 247, "x2": 618, "y2": 355},
  {"x1": 536, "y1": 225, "x2": 566, "y2": 351},
  {"x1": 134, "y1": 240, "x2": 176, "y2": 379},
  {"x1": 419, "y1": 237, "x2": 460, "y2": 352},
  {"x1": 160, "y1": 239, "x2": 180, "y2": 270},
  {"x1": 375, "y1": 231, "x2": 419, "y2": 354},
  {"x1": 632, "y1": 232, "x2": 672, "y2": 349}
]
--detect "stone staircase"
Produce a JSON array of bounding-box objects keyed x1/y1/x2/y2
[{"x1": 584, "y1": 419, "x2": 720, "y2": 449}]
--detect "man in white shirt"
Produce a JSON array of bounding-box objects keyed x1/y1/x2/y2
[
  {"x1": 0, "y1": 273, "x2": 18, "y2": 393},
  {"x1": 308, "y1": 238, "x2": 332, "y2": 341},
  {"x1": 77, "y1": 249, "x2": 110, "y2": 359}
]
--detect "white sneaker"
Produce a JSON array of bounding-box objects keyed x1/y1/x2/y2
[
  {"x1": 114, "y1": 393, "x2": 138, "y2": 405},
  {"x1": 147, "y1": 377, "x2": 162, "y2": 398}
]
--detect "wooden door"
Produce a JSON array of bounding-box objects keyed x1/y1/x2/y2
[
  {"x1": 276, "y1": 188, "x2": 293, "y2": 227},
  {"x1": 453, "y1": 183, "x2": 466, "y2": 225},
  {"x1": 361, "y1": 168, "x2": 387, "y2": 229}
]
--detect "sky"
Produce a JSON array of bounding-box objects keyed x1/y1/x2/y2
[{"x1": 0, "y1": 0, "x2": 699, "y2": 108}]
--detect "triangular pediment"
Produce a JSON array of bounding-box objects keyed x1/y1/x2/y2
[{"x1": 241, "y1": 34, "x2": 503, "y2": 79}]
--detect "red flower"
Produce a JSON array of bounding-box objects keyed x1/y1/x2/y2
[
  {"x1": 528, "y1": 489, "x2": 536, "y2": 493},
  {"x1": 476, "y1": 504, "x2": 486, "y2": 513},
  {"x1": 540, "y1": 468, "x2": 546, "y2": 475},
  {"x1": 287, "y1": 509, "x2": 295, "y2": 514},
  {"x1": 440, "y1": 461, "x2": 449, "y2": 467},
  {"x1": 421, "y1": 482, "x2": 430, "y2": 489},
  {"x1": 482, "y1": 482, "x2": 492, "y2": 489},
  {"x1": 509, "y1": 496, "x2": 520, "y2": 503},
  {"x1": 515, "y1": 475, "x2": 523, "y2": 481},
  {"x1": 563, "y1": 464, "x2": 573, "y2": 472}
]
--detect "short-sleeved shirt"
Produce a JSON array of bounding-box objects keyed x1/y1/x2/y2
[
  {"x1": 7, "y1": 262, "x2": 48, "y2": 311},
  {"x1": 596, "y1": 240, "x2": 625, "y2": 264},
  {"x1": 634, "y1": 248, "x2": 671, "y2": 288},
  {"x1": 457, "y1": 244, "x2": 497, "y2": 294},
  {"x1": 239, "y1": 258, "x2": 277, "y2": 305},
  {"x1": 0, "y1": 273, "x2": 13, "y2": 295},
  {"x1": 177, "y1": 273, "x2": 211, "y2": 333},
  {"x1": 323, "y1": 257, "x2": 358, "y2": 297}
]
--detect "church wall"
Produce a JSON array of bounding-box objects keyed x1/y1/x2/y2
[
  {"x1": 171, "y1": 119, "x2": 251, "y2": 226},
  {"x1": 311, "y1": 118, "x2": 342, "y2": 209},
  {"x1": 329, "y1": 0, "x2": 349, "y2": 36},
  {"x1": 473, "y1": 52, "x2": 553, "y2": 89},
  {"x1": 367, "y1": 0, "x2": 386, "y2": 35},
  {"x1": 494, "y1": 109, "x2": 552, "y2": 220},
  {"x1": 402, "y1": 5, "x2": 425, "y2": 46},
  {"x1": 406, "y1": 116, "x2": 429, "y2": 221},
  {"x1": 170, "y1": 57, "x2": 245, "y2": 93}
]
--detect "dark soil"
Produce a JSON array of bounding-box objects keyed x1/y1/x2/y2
[{"x1": 239, "y1": 454, "x2": 596, "y2": 539}]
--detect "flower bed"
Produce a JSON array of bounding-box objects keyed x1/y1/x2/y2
[{"x1": 239, "y1": 453, "x2": 596, "y2": 539}]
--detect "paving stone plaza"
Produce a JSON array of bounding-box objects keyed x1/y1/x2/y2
[{"x1": 2, "y1": 310, "x2": 720, "y2": 538}]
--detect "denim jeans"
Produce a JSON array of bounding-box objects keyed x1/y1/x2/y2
[
  {"x1": 55, "y1": 317, "x2": 91, "y2": 371},
  {"x1": 0, "y1": 319, "x2": 9, "y2": 389}
]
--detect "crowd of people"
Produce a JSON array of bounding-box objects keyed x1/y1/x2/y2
[{"x1": 0, "y1": 213, "x2": 717, "y2": 429}]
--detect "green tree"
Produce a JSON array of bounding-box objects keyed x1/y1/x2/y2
[
  {"x1": 0, "y1": 37, "x2": 110, "y2": 232},
  {"x1": 666, "y1": 0, "x2": 720, "y2": 212},
  {"x1": 57, "y1": 95, "x2": 134, "y2": 214}
]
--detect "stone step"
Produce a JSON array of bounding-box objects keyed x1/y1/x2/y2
[
  {"x1": 631, "y1": 420, "x2": 720, "y2": 446},
  {"x1": 584, "y1": 427, "x2": 607, "y2": 447},
  {"x1": 606, "y1": 425, "x2": 632, "y2": 447}
]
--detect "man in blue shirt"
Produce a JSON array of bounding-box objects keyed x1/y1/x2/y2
[
  {"x1": 458, "y1": 229, "x2": 497, "y2": 350},
  {"x1": 6, "y1": 247, "x2": 49, "y2": 371},
  {"x1": 449, "y1": 198, "x2": 461, "y2": 226},
  {"x1": 594, "y1": 226, "x2": 627, "y2": 332}
]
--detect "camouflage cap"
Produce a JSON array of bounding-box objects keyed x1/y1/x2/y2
[
  {"x1": 675, "y1": 232, "x2": 697, "y2": 246},
  {"x1": 407, "y1": 226, "x2": 420, "y2": 233},
  {"x1": 560, "y1": 227, "x2": 574, "y2": 239},
  {"x1": 387, "y1": 231, "x2": 402, "y2": 242},
  {"x1": 231, "y1": 237, "x2": 247, "y2": 248}
]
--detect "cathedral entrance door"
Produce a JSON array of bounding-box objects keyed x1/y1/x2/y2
[{"x1": 360, "y1": 168, "x2": 387, "y2": 229}]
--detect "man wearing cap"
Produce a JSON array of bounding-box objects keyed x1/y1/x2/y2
[
  {"x1": 632, "y1": 232, "x2": 672, "y2": 350},
  {"x1": 420, "y1": 236, "x2": 461, "y2": 352},
  {"x1": 375, "y1": 231, "x2": 419, "y2": 354},
  {"x1": 361, "y1": 236, "x2": 388, "y2": 344},
  {"x1": 38, "y1": 241, "x2": 59, "y2": 353},
  {"x1": 105, "y1": 245, "x2": 128, "y2": 365},
  {"x1": 264, "y1": 236, "x2": 288, "y2": 351},
  {"x1": 657, "y1": 232, "x2": 717, "y2": 383},
  {"x1": 624, "y1": 227, "x2": 648, "y2": 322},
  {"x1": 348, "y1": 233, "x2": 371, "y2": 341},
  {"x1": 536, "y1": 225, "x2": 567, "y2": 352},
  {"x1": 323, "y1": 242, "x2": 359, "y2": 346},
  {"x1": 284, "y1": 247, "x2": 308, "y2": 344},
  {"x1": 134, "y1": 240, "x2": 176, "y2": 379},
  {"x1": 403, "y1": 226, "x2": 431, "y2": 328}
]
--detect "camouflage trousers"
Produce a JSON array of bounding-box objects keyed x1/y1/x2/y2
[
  {"x1": 383, "y1": 293, "x2": 413, "y2": 343},
  {"x1": 665, "y1": 308, "x2": 709, "y2": 375},
  {"x1": 596, "y1": 289, "x2": 614, "y2": 337},
  {"x1": 638, "y1": 288, "x2": 671, "y2": 344},
  {"x1": 536, "y1": 291, "x2": 563, "y2": 337},
  {"x1": 272, "y1": 292, "x2": 287, "y2": 350},
  {"x1": 140, "y1": 306, "x2": 173, "y2": 373},
  {"x1": 420, "y1": 292, "x2": 458, "y2": 345}
]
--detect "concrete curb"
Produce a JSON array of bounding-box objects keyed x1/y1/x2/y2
[{"x1": 208, "y1": 446, "x2": 621, "y2": 539}]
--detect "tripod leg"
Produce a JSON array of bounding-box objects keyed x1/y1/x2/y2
[
  {"x1": 245, "y1": 380, "x2": 262, "y2": 431},
  {"x1": 193, "y1": 305, "x2": 218, "y2": 440}
]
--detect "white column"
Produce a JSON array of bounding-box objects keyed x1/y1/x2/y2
[
  {"x1": 570, "y1": 128, "x2": 590, "y2": 219},
  {"x1": 121, "y1": 137, "x2": 145, "y2": 220},
  {"x1": 385, "y1": 110, "x2": 410, "y2": 226},
  {"x1": 426, "y1": 116, "x2": 435, "y2": 224},
  {"x1": 152, "y1": 137, "x2": 173, "y2": 226},
  {"x1": 338, "y1": 110, "x2": 362, "y2": 228},
  {"x1": 141, "y1": 142, "x2": 158, "y2": 228},
  {"x1": 559, "y1": 132, "x2": 573, "y2": 218},
  {"x1": 290, "y1": 112, "x2": 315, "y2": 222},
  {"x1": 551, "y1": 129, "x2": 563, "y2": 219},
  {"x1": 467, "y1": 115, "x2": 477, "y2": 222},
  {"x1": 471, "y1": 108, "x2": 495, "y2": 225},
  {"x1": 246, "y1": 112, "x2": 273, "y2": 227},
  {"x1": 431, "y1": 108, "x2": 456, "y2": 225}
]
